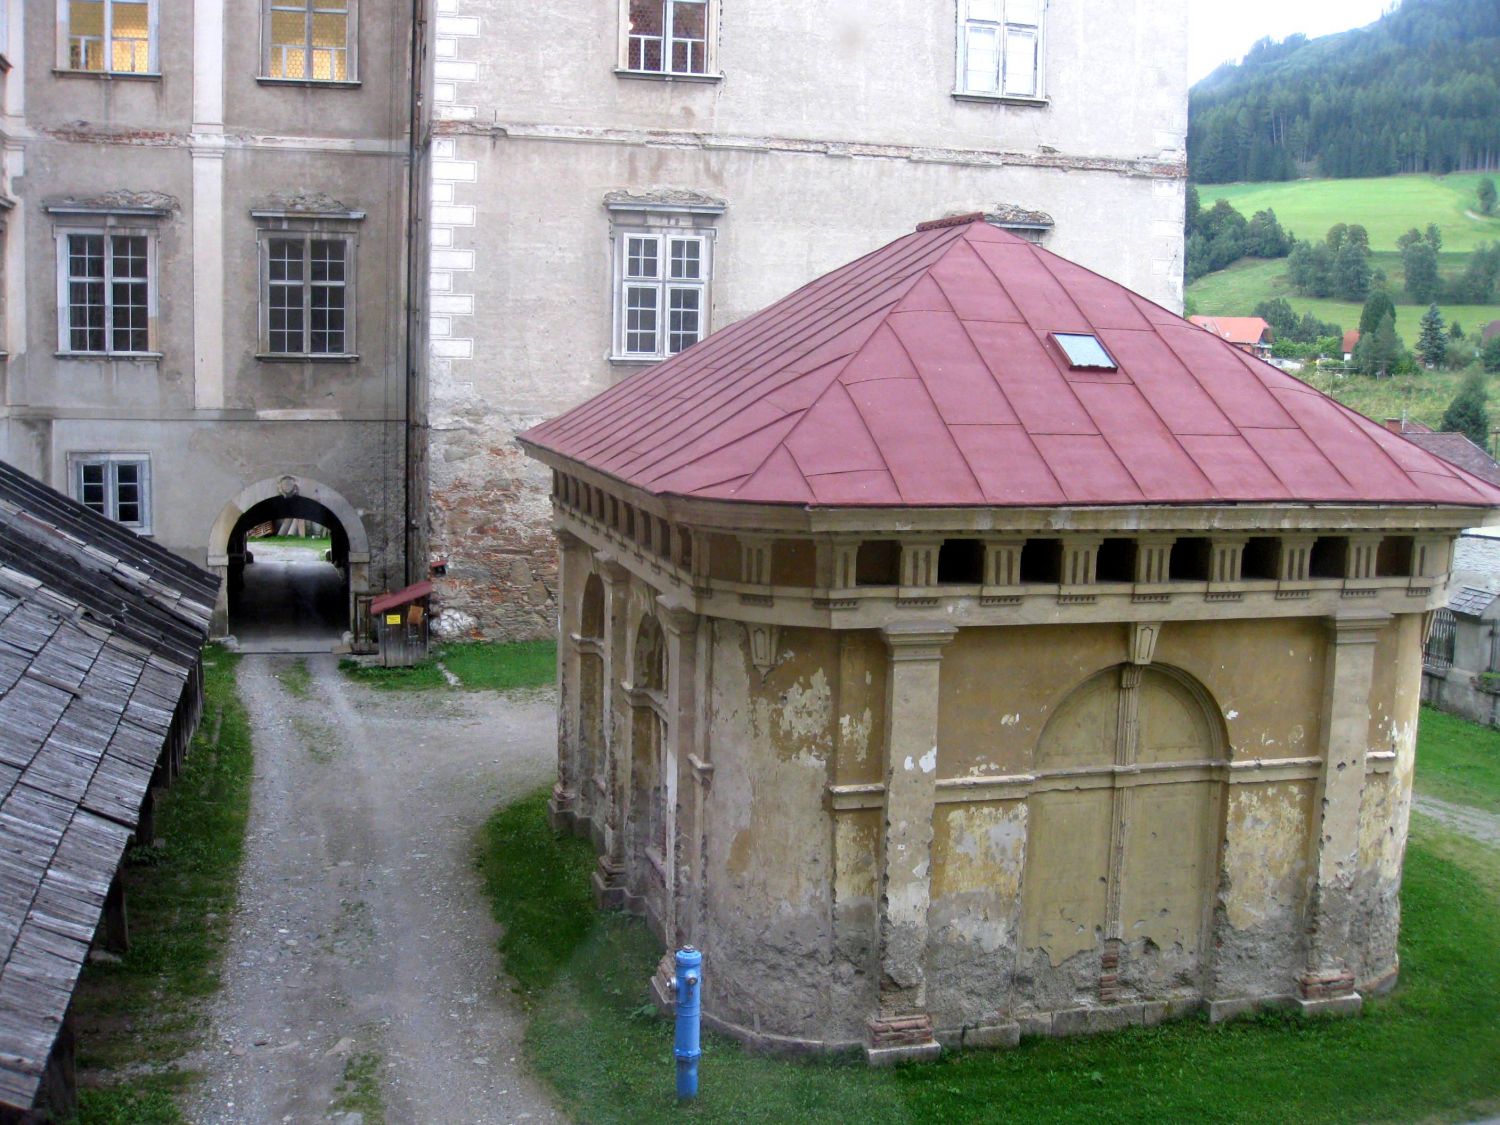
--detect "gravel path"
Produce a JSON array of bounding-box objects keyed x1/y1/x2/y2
[
  {"x1": 1413, "y1": 793, "x2": 1500, "y2": 848},
  {"x1": 187, "y1": 655, "x2": 564, "y2": 1124}
]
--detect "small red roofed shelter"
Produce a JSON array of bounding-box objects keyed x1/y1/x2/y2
[
  {"x1": 1188, "y1": 314, "x2": 1274, "y2": 357},
  {"x1": 371, "y1": 580, "x2": 432, "y2": 667},
  {"x1": 521, "y1": 215, "x2": 1500, "y2": 1064}
]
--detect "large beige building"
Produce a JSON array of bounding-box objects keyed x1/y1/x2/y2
[
  {"x1": 524, "y1": 218, "x2": 1500, "y2": 1059},
  {"x1": 423, "y1": 0, "x2": 1191, "y2": 639},
  {"x1": 0, "y1": 0, "x2": 419, "y2": 639}
]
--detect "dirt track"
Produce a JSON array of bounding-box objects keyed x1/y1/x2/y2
[{"x1": 187, "y1": 655, "x2": 563, "y2": 1124}]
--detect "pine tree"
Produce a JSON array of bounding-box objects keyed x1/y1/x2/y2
[
  {"x1": 1334, "y1": 241, "x2": 1372, "y2": 301},
  {"x1": 1480, "y1": 177, "x2": 1498, "y2": 216},
  {"x1": 1402, "y1": 242, "x2": 1441, "y2": 304},
  {"x1": 1440, "y1": 371, "x2": 1489, "y2": 447},
  {"x1": 1416, "y1": 304, "x2": 1447, "y2": 367},
  {"x1": 1362, "y1": 312, "x2": 1401, "y2": 378}
]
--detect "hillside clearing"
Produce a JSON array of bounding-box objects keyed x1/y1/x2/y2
[{"x1": 1198, "y1": 174, "x2": 1500, "y2": 253}]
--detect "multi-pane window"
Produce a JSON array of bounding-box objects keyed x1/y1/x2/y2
[
  {"x1": 266, "y1": 0, "x2": 353, "y2": 81},
  {"x1": 263, "y1": 234, "x2": 352, "y2": 356},
  {"x1": 63, "y1": 0, "x2": 155, "y2": 74},
  {"x1": 617, "y1": 232, "x2": 709, "y2": 359},
  {"x1": 623, "y1": 0, "x2": 712, "y2": 75},
  {"x1": 60, "y1": 232, "x2": 152, "y2": 354},
  {"x1": 957, "y1": 0, "x2": 1042, "y2": 99},
  {"x1": 72, "y1": 455, "x2": 151, "y2": 532}
]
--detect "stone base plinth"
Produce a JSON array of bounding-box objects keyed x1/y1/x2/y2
[
  {"x1": 866, "y1": 1014, "x2": 941, "y2": 1065},
  {"x1": 1297, "y1": 970, "x2": 1362, "y2": 1017},
  {"x1": 591, "y1": 855, "x2": 626, "y2": 910}
]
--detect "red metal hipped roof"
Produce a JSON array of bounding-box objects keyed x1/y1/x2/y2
[{"x1": 521, "y1": 219, "x2": 1500, "y2": 510}]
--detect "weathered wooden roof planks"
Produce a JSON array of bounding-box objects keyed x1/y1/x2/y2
[{"x1": 0, "y1": 459, "x2": 218, "y2": 1112}]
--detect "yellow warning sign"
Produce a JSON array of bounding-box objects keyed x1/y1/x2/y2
[{"x1": 385, "y1": 613, "x2": 402, "y2": 626}]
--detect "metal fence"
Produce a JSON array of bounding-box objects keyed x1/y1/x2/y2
[{"x1": 1424, "y1": 608, "x2": 1456, "y2": 674}]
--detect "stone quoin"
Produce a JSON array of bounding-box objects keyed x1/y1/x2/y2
[{"x1": 520, "y1": 216, "x2": 1500, "y2": 1062}]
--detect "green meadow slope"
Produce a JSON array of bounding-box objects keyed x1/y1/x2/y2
[{"x1": 1188, "y1": 174, "x2": 1500, "y2": 340}]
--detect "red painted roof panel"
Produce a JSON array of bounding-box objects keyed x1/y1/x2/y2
[{"x1": 521, "y1": 218, "x2": 1500, "y2": 510}]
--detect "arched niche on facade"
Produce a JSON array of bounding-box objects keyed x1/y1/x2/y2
[{"x1": 1021, "y1": 663, "x2": 1227, "y2": 1004}]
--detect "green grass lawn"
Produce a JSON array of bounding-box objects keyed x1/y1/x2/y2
[
  {"x1": 1198, "y1": 173, "x2": 1500, "y2": 252},
  {"x1": 340, "y1": 639, "x2": 556, "y2": 692},
  {"x1": 68, "y1": 647, "x2": 254, "y2": 1124},
  {"x1": 250, "y1": 535, "x2": 332, "y2": 552},
  {"x1": 478, "y1": 705, "x2": 1500, "y2": 1124},
  {"x1": 1186, "y1": 255, "x2": 1500, "y2": 340},
  {"x1": 1415, "y1": 705, "x2": 1500, "y2": 815}
]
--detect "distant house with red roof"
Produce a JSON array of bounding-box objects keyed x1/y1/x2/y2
[
  {"x1": 1343, "y1": 328, "x2": 1361, "y2": 361},
  {"x1": 522, "y1": 214, "x2": 1500, "y2": 1063},
  {"x1": 1188, "y1": 314, "x2": 1274, "y2": 356}
]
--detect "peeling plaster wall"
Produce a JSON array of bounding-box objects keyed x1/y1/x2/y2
[{"x1": 701, "y1": 621, "x2": 855, "y2": 1043}]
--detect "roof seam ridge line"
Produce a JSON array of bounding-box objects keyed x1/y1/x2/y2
[
  {"x1": 651, "y1": 412, "x2": 807, "y2": 491},
  {"x1": 546, "y1": 236, "x2": 945, "y2": 443},
  {"x1": 883, "y1": 316, "x2": 989, "y2": 501},
  {"x1": 1031, "y1": 240, "x2": 1101, "y2": 330},
  {"x1": 610, "y1": 288, "x2": 928, "y2": 479},
  {"x1": 1151, "y1": 320, "x2": 1279, "y2": 479},
  {"x1": 547, "y1": 234, "x2": 961, "y2": 450},
  {"x1": 965, "y1": 238, "x2": 1099, "y2": 433},
  {"x1": 1236, "y1": 353, "x2": 1361, "y2": 495},
  {"x1": 937, "y1": 262, "x2": 1027, "y2": 431}
]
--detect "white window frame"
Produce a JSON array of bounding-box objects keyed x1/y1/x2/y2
[
  {"x1": 260, "y1": 0, "x2": 359, "y2": 85},
  {"x1": 51, "y1": 213, "x2": 161, "y2": 358},
  {"x1": 56, "y1": 0, "x2": 159, "y2": 76},
  {"x1": 611, "y1": 229, "x2": 713, "y2": 362},
  {"x1": 68, "y1": 452, "x2": 152, "y2": 534},
  {"x1": 253, "y1": 211, "x2": 362, "y2": 360},
  {"x1": 955, "y1": 0, "x2": 1044, "y2": 102},
  {"x1": 617, "y1": 0, "x2": 719, "y2": 79}
]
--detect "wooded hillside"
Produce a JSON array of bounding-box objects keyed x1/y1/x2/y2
[{"x1": 1189, "y1": 0, "x2": 1500, "y2": 184}]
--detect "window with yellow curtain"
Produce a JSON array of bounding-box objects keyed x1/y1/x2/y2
[
  {"x1": 64, "y1": 0, "x2": 154, "y2": 74},
  {"x1": 266, "y1": 0, "x2": 353, "y2": 82}
]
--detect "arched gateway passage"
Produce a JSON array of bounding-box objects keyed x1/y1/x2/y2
[{"x1": 208, "y1": 476, "x2": 370, "y2": 649}]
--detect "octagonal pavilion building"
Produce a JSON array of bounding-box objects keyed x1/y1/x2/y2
[{"x1": 518, "y1": 214, "x2": 1500, "y2": 1062}]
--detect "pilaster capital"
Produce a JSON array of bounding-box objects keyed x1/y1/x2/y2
[
  {"x1": 596, "y1": 553, "x2": 631, "y2": 585},
  {"x1": 656, "y1": 597, "x2": 700, "y2": 637},
  {"x1": 881, "y1": 622, "x2": 958, "y2": 661},
  {"x1": 1327, "y1": 609, "x2": 1391, "y2": 646},
  {"x1": 554, "y1": 527, "x2": 586, "y2": 552}
]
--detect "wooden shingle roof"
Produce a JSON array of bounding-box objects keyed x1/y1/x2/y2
[{"x1": 0, "y1": 460, "x2": 217, "y2": 1111}]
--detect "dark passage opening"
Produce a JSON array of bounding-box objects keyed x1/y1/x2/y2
[{"x1": 228, "y1": 496, "x2": 349, "y2": 650}]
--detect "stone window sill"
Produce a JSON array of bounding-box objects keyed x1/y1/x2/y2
[
  {"x1": 609, "y1": 354, "x2": 667, "y2": 367},
  {"x1": 256, "y1": 76, "x2": 363, "y2": 90},
  {"x1": 255, "y1": 352, "x2": 361, "y2": 363},
  {"x1": 53, "y1": 67, "x2": 161, "y2": 81},
  {"x1": 614, "y1": 68, "x2": 722, "y2": 84},
  {"x1": 952, "y1": 91, "x2": 1050, "y2": 108},
  {"x1": 55, "y1": 350, "x2": 163, "y2": 360}
]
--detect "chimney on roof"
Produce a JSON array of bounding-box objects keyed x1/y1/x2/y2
[{"x1": 1385, "y1": 418, "x2": 1404, "y2": 434}]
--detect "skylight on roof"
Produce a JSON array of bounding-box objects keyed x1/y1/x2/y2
[{"x1": 1054, "y1": 333, "x2": 1117, "y2": 371}]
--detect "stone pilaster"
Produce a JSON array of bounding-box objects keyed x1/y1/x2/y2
[
  {"x1": 592, "y1": 555, "x2": 633, "y2": 910},
  {"x1": 549, "y1": 529, "x2": 587, "y2": 832},
  {"x1": 867, "y1": 622, "x2": 955, "y2": 1064},
  {"x1": 1300, "y1": 610, "x2": 1390, "y2": 1014},
  {"x1": 658, "y1": 599, "x2": 700, "y2": 951}
]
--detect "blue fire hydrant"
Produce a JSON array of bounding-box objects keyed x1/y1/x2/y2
[{"x1": 674, "y1": 946, "x2": 702, "y2": 1100}]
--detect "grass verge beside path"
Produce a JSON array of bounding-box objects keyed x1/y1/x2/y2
[
  {"x1": 479, "y1": 791, "x2": 1500, "y2": 1124},
  {"x1": 340, "y1": 639, "x2": 555, "y2": 693},
  {"x1": 68, "y1": 647, "x2": 253, "y2": 1124},
  {"x1": 1415, "y1": 705, "x2": 1500, "y2": 815}
]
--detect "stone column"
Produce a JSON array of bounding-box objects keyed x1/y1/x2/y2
[
  {"x1": 1300, "y1": 609, "x2": 1390, "y2": 1014},
  {"x1": 592, "y1": 555, "x2": 633, "y2": 909},
  {"x1": 867, "y1": 622, "x2": 956, "y2": 1064},
  {"x1": 549, "y1": 530, "x2": 587, "y2": 832}
]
